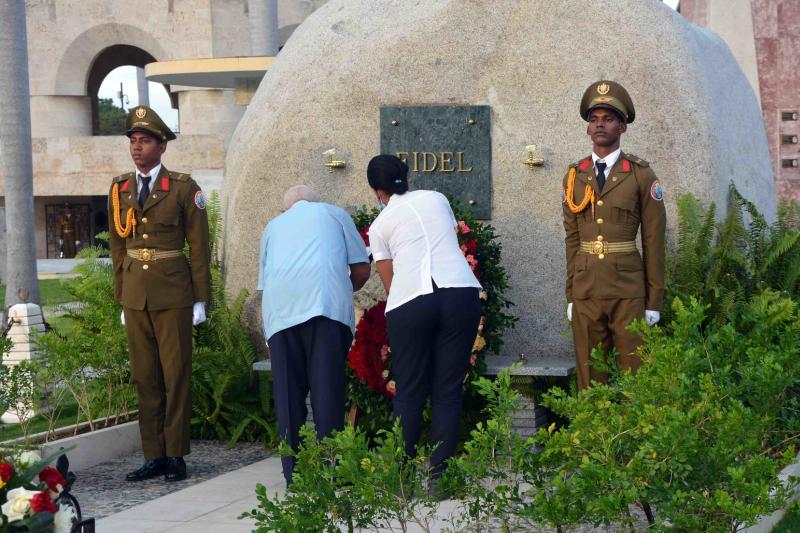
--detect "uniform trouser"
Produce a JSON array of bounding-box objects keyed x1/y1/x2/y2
[
  {"x1": 123, "y1": 306, "x2": 193, "y2": 459},
  {"x1": 268, "y1": 316, "x2": 353, "y2": 484},
  {"x1": 386, "y1": 285, "x2": 481, "y2": 476},
  {"x1": 571, "y1": 297, "x2": 645, "y2": 390}
]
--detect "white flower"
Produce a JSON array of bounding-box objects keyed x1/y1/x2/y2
[
  {"x1": 15, "y1": 449, "x2": 41, "y2": 467},
  {"x1": 1, "y1": 487, "x2": 38, "y2": 523},
  {"x1": 54, "y1": 502, "x2": 78, "y2": 533}
]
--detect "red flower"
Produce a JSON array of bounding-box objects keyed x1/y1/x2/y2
[
  {"x1": 0, "y1": 463, "x2": 13, "y2": 482},
  {"x1": 30, "y1": 491, "x2": 58, "y2": 514},
  {"x1": 359, "y1": 225, "x2": 371, "y2": 247},
  {"x1": 38, "y1": 466, "x2": 66, "y2": 494},
  {"x1": 348, "y1": 301, "x2": 394, "y2": 398}
]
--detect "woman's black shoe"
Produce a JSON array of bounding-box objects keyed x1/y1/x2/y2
[
  {"x1": 164, "y1": 457, "x2": 187, "y2": 482},
  {"x1": 125, "y1": 458, "x2": 167, "y2": 481}
]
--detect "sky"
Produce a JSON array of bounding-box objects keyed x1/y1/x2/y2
[
  {"x1": 97, "y1": 66, "x2": 179, "y2": 131},
  {"x1": 96, "y1": 0, "x2": 679, "y2": 130}
]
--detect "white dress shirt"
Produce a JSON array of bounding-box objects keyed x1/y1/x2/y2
[
  {"x1": 591, "y1": 147, "x2": 621, "y2": 179},
  {"x1": 135, "y1": 163, "x2": 162, "y2": 196},
  {"x1": 368, "y1": 190, "x2": 482, "y2": 313}
]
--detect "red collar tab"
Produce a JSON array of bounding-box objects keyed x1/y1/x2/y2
[
  {"x1": 622, "y1": 159, "x2": 631, "y2": 172},
  {"x1": 578, "y1": 159, "x2": 591, "y2": 171},
  {"x1": 120, "y1": 178, "x2": 131, "y2": 192},
  {"x1": 161, "y1": 177, "x2": 169, "y2": 191}
]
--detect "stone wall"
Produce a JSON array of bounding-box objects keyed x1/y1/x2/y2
[{"x1": 223, "y1": 0, "x2": 776, "y2": 362}]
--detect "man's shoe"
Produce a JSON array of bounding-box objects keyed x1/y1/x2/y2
[
  {"x1": 125, "y1": 458, "x2": 167, "y2": 482},
  {"x1": 164, "y1": 457, "x2": 187, "y2": 482}
]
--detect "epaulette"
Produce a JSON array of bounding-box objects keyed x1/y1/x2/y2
[
  {"x1": 569, "y1": 157, "x2": 592, "y2": 170},
  {"x1": 169, "y1": 172, "x2": 191, "y2": 182},
  {"x1": 112, "y1": 172, "x2": 134, "y2": 184},
  {"x1": 624, "y1": 154, "x2": 650, "y2": 167}
]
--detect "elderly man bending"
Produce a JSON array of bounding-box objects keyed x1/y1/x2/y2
[{"x1": 257, "y1": 185, "x2": 370, "y2": 484}]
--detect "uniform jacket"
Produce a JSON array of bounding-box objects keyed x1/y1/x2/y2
[
  {"x1": 562, "y1": 152, "x2": 666, "y2": 311},
  {"x1": 108, "y1": 166, "x2": 211, "y2": 311}
]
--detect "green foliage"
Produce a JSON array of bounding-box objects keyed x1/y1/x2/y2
[
  {"x1": 240, "y1": 421, "x2": 439, "y2": 533},
  {"x1": 96, "y1": 97, "x2": 126, "y2": 136},
  {"x1": 35, "y1": 253, "x2": 134, "y2": 433},
  {"x1": 529, "y1": 293, "x2": 800, "y2": 531},
  {"x1": 666, "y1": 185, "x2": 800, "y2": 326},
  {"x1": 443, "y1": 366, "x2": 541, "y2": 532},
  {"x1": 190, "y1": 192, "x2": 278, "y2": 446}
]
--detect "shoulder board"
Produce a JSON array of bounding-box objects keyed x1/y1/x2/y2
[
  {"x1": 569, "y1": 157, "x2": 592, "y2": 170},
  {"x1": 624, "y1": 154, "x2": 650, "y2": 167},
  {"x1": 112, "y1": 172, "x2": 134, "y2": 184},
  {"x1": 168, "y1": 172, "x2": 191, "y2": 182}
]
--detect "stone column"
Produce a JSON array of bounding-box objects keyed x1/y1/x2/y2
[
  {"x1": 250, "y1": 0, "x2": 279, "y2": 56},
  {"x1": 136, "y1": 67, "x2": 150, "y2": 107},
  {"x1": 0, "y1": 0, "x2": 40, "y2": 307}
]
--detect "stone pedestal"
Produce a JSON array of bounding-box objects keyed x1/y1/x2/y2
[{"x1": 2, "y1": 303, "x2": 45, "y2": 423}]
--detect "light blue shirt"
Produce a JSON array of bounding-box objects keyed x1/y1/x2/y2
[{"x1": 257, "y1": 200, "x2": 369, "y2": 340}]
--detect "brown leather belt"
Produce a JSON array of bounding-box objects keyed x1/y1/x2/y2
[
  {"x1": 127, "y1": 248, "x2": 184, "y2": 262},
  {"x1": 580, "y1": 239, "x2": 637, "y2": 256}
]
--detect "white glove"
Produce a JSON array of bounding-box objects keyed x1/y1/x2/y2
[
  {"x1": 192, "y1": 302, "x2": 207, "y2": 326},
  {"x1": 567, "y1": 302, "x2": 573, "y2": 322},
  {"x1": 645, "y1": 310, "x2": 660, "y2": 326},
  {"x1": 120, "y1": 310, "x2": 125, "y2": 325},
  {"x1": 76, "y1": 240, "x2": 81, "y2": 246}
]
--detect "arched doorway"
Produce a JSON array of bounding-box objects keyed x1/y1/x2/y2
[{"x1": 87, "y1": 44, "x2": 178, "y2": 135}]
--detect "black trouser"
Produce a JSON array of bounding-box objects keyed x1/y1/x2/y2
[
  {"x1": 268, "y1": 316, "x2": 353, "y2": 484},
  {"x1": 386, "y1": 284, "x2": 481, "y2": 475}
]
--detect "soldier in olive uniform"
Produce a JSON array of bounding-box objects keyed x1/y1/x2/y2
[
  {"x1": 562, "y1": 81, "x2": 666, "y2": 390},
  {"x1": 108, "y1": 106, "x2": 211, "y2": 482}
]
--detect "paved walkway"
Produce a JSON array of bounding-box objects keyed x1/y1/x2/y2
[
  {"x1": 95, "y1": 458, "x2": 283, "y2": 533},
  {"x1": 94, "y1": 456, "x2": 466, "y2": 533}
]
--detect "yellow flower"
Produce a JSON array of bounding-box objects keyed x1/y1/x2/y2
[
  {"x1": 479, "y1": 291, "x2": 488, "y2": 301},
  {"x1": 0, "y1": 478, "x2": 5, "y2": 490},
  {"x1": 472, "y1": 335, "x2": 486, "y2": 353},
  {"x1": 381, "y1": 369, "x2": 390, "y2": 379}
]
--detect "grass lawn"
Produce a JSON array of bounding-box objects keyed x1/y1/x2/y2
[{"x1": 0, "y1": 279, "x2": 75, "y2": 309}]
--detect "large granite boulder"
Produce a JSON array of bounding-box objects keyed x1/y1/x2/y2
[{"x1": 223, "y1": 0, "x2": 775, "y2": 362}]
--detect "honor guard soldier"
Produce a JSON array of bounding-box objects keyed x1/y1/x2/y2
[
  {"x1": 108, "y1": 106, "x2": 211, "y2": 482},
  {"x1": 562, "y1": 81, "x2": 666, "y2": 390}
]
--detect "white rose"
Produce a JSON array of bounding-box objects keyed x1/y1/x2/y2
[
  {"x1": 1, "y1": 487, "x2": 38, "y2": 523},
  {"x1": 54, "y1": 502, "x2": 78, "y2": 533},
  {"x1": 16, "y1": 449, "x2": 41, "y2": 467}
]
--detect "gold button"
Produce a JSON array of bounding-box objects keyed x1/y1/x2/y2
[
  {"x1": 612, "y1": 176, "x2": 618, "y2": 182},
  {"x1": 142, "y1": 234, "x2": 149, "y2": 239},
  {"x1": 597, "y1": 218, "x2": 604, "y2": 224},
  {"x1": 127, "y1": 195, "x2": 132, "y2": 200},
  {"x1": 142, "y1": 217, "x2": 148, "y2": 223},
  {"x1": 598, "y1": 254, "x2": 605, "y2": 260},
  {"x1": 587, "y1": 176, "x2": 592, "y2": 181},
  {"x1": 142, "y1": 264, "x2": 149, "y2": 271},
  {"x1": 153, "y1": 194, "x2": 158, "y2": 198},
  {"x1": 597, "y1": 200, "x2": 604, "y2": 206},
  {"x1": 597, "y1": 235, "x2": 604, "y2": 241}
]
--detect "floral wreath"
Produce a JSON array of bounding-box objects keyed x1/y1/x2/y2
[{"x1": 346, "y1": 203, "x2": 516, "y2": 430}]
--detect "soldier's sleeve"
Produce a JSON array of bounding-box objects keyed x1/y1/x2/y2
[
  {"x1": 562, "y1": 170, "x2": 580, "y2": 303},
  {"x1": 637, "y1": 166, "x2": 667, "y2": 311},
  {"x1": 107, "y1": 184, "x2": 125, "y2": 304},
  {"x1": 182, "y1": 178, "x2": 212, "y2": 304}
]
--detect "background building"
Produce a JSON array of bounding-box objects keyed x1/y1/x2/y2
[{"x1": 681, "y1": 0, "x2": 800, "y2": 199}]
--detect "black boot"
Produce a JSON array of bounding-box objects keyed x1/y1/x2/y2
[
  {"x1": 164, "y1": 457, "x2": 187, "y2": 482},
  {"x1": 126, "y1": 458, "x2": 167, "y2": 481}
]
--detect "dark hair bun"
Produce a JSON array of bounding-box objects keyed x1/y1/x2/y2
[{"x1": 367, "y1": 154, "x2": 409, "y2": 195}]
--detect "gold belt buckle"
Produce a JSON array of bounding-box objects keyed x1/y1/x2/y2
[
  {"x1": 140, "y1": 248, "x2": 153, "y2": 261},
  {"x1": 591, "y1": 240, "x2": 606, "y2": 255}
]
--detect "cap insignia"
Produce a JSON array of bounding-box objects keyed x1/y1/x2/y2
[
  {"x1": 135, "y1": 107, "x2": 147, "y2": 119},
  {"x1": 597, "y1": 83, "x2": 610, "y2": 95}
]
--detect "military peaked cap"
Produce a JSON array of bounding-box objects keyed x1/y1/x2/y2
[
  {"x1": 126, "y1": 105, "x2": 176, "y2": 142},
  {"x1": 580, "y1": 80, "x2": 636, "y2": 124}
]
